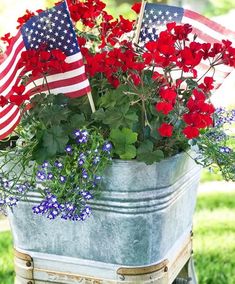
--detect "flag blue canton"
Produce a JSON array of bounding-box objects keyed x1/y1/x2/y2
[
  {"x1": 139, "y1": 4, "x2": 184, "y2": 45},
  {"x1": 20, "y1": 2, "x2": 79, "y2": 56}
]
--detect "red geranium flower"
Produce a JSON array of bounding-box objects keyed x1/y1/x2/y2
[
  {"x1": 1, "y1": 33, "x2": 13, "y2": 48},
  {"x1": 131, "y1": 2, "x2": 142, "y2": 14},
  {"x1": 158, "y1": 123, "x2": 173, "y2": 137},
  {"x1": 0, "y1": 96, "x2": 8, "y2": 107},
  {"x1": 16, "y1": 10, "x2": 36, "y2": 29},
  {"x1": 183, "y1": 126, "x2": 199, "y2": 139},
  {"x1": 155, "y1": 101, "x2": 174, "y2": 115},
  {"x1": 9, "y1": 85, "x2": 29, "y2": 106},
  {"x1": 159, "y1": 87, "x2": 177, "y2": 102}
]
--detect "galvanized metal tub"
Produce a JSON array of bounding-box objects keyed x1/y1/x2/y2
[{"x1": 8, "y1": 152, "x2": 201, "y2": 283}]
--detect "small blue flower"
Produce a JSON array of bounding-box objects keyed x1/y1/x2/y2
[
  {"x1": 219, "y1": 146, "x2": 232, "y2": 154},
  {"x1": 39, "y1": 205, "x2": 46, "y2": 212},
  {"x1": 59, "y1": 176, "x2": 67, "y2": 183},
  {"x1": 49, "y1": 195, "x2": 57, "y2": 203},
  {"x1": 94, "y1": 175, "x2": 101, "y2": 181},
  {"x1": 65, "y1": 145, "x2": 73, "y2": 154},
  {"x1": 16, "y1": 184, "x2": 25, "y2": 193},
  {"x1": 66, "y1": 203, "x2": 75, "y2": 211},
  {"x1": 74, "y1": 129, "x2": 89, "y2": 144},
  {"x1": 54, "y1": 160, "x2": 63, "y2": 169},
  {"x1": 215, "y1": 107, "x2": 225, "y2": 115},
  {"x1": 2, "y1": 180, "x2": 9, "y2": 188},
  {"x1": 82, "y1": 169, "x2": 88, "y2": 179},
  {"x1": 37, "y1": 171, "x2": 46, "y2": 181},
  {"x1": 79, "y1": 213, "x2": 86, "y2": 221},
  {"x1": 78, "y1": 159, "x2": 84, "y2": 166},
  {"x1": 73, "y1": 129, "x2": 81, "y2": 137},
  {"x1": 6, "y1": 197, "x2": 18, "y2": 207},
  {"x1": 51, "y1": 209, "x2": 59, "y2": 217},
  {"x1": 47, "y1": 173, "x2": 54, "y2": 180},
  {"x1": 85, "y1": 206, "x2": 92, "y2": 214},
  {"x1": 32, "y1": 206, "x2": 40, "y2": 214},
  {"x1": 47, "y1": 213, "x2": 56, "y2": 220},
  {"x1": 93, "y1": 156, "x2": 100, "y2": 164},
  {"x1": 80, "y1": 191, "x2": 93, "y2": 200},
  {"x1": 59, "y1": 204, "x2": 65, "y2": 210},
  {"x1": 102, "y1": 142, "x2": 112, "y2": 152},
  {"x1": 42, "y1": 161, "x2": 49, "y2": 168}
]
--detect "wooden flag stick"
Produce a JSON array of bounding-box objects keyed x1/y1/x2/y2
[
  {"x1": 133, "y1": 0, "x2": 147, "y2": 45},
  {"x1": 87, "y1": 91, "x2": 96, "y2": 113}
]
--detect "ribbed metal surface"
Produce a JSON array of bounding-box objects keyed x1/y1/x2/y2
[
  {"x1": 13, "y1": 232, "x2": 196, "y2": 283},
  {"x1": 8, "y1": 153, "x2": 201, "y2": 268}
]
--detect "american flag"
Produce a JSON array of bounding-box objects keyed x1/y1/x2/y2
[
  {"x1": 0, "y1": 1, "x2": 90, "y2": 140},
  {"x1": 137, "y1": 3, "x2": 235, "y2": 89}
]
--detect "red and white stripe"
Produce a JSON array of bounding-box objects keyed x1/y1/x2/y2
[
  {"x1": 0, "y1": 31, "x2": 24, "y2": 140},
  {"x1": 183, "y1": 9, "x2": 235, "y2": 88},
  {"x1": 183, "y1": 10, "x2": 235, "y2": 44}
]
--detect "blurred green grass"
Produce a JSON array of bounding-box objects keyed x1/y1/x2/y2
[
  {"x1": 0, "y1": 232, "x2": 14, "y2": 284},
  {"x1": 200, "y1": 168, "x2": 223, "y2": 183},
  {"x1": 1, "y1": 184, "x2": 235, "y2": 283},
  {"x1": 194, "y1": 188, "x2": 235, "y2": 284}
]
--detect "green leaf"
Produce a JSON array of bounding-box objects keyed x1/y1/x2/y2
[
  {"x1": 150, "y1": 119, "x2": 161, "y2": 139},
  {"x1": 99, "y1": 91, "x2": 117, "y2": 108},
  {"x1": 92, "y1": 108, "x2": 108, "y2": 122},
  {"x1": 104, "y1": 110, "x2": 123, "y2": 128},
  {"x1": 99, "y1": 85, "x2": 130, "y2": 108},
  {"x1": 137, "y1": 140, "x2": 154, "y2": 154},
  {"x1": 42, "y1": 126, "x2": 69, "y2": 157},
  {"x1": 110, "y1": 128, "x2": 138, "y2": 160},
  {"x1": 110, "y1": 128, "x2": 138, "y2": 145},
  {"x1": 104, "y1": 106, "x2": 138, "y2": 129},
  {"x1": 137, "y1": 140, "x2": 164, "y2": 164},
  {"x1": 39, "y1": 105, "x2": 69, "y2": 126},
  {"x1": 119, "y1": 145, "x2": 137, "y2": 160},
  {"x1": 121, "y1": 110, "x2": 138, "y2": 126},
  {"x1": 69, "y1": 113, "x2": 86, "y2": 129},
  {"x1": 53, "y1": 93, "x2": 69, "y2": 105},
  {"x1": 32, "y1": 145, "x2": 48, "y2": 163},
  {"x1": 149, "y1": 104, "x2": 159, "y2": 117}
]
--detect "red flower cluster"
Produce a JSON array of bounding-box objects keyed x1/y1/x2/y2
[
  {"x1": 0, "y1": 84, "x2": 29, "y2": 108},
  {"x1": 9, "y1": 85, "x2": 29, "y2": 106},
  {"x1": 155, "y1": 86, "x2": 177, "y2": 115},
  {"x1": 182, "y1": 84, "x2": 215, "y2": 139},
  {"x1": 72, "y1": 13, "x2": 235, "y2": 141},
  {"x1": 66, "y1": 0, "x2": 106, "y2": 28},
  {"x1": 85, "y1": 45, "x2": 144, "y2": 88},
  {"x1": 0, "y1": 33, "x2": 13, "y2": 48},
  {"x1": 138, "y1": 23, "x2": 235, "y2": 139},
  {"x1": 16, "y1": 9, "x2": 40, "y2": 29},
  {"x1": 1, "y1": 0, "x2": 235, "y2": 147},
  {"x1": 18, "y1": 48, "x2": 68, "y2": 77},
  {"x1": 131, "y1": 2, "x2": 142, "y2": 14},
  {"x1": 0, "y1": 48, "x2": 68, "y2": 109},
  {"x1": 62, "y1": 0, "x2": 135, "y2": 49},
  {"x1": 158, "y1": 123, "x2": 173, "y2": 137}
]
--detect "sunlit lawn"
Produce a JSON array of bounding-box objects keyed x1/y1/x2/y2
[
  {"x1": 0, "y1": 183, "x2": 235, "y2": 284},
  {"x1": 194, "y1": 189, "x2": 235, "y2": 284},
  {"x1": 0, "y1": 231, "x2": 14, "y2": 284}
]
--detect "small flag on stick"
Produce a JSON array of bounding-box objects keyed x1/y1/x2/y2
[
  {"x1": 134, "y1": 2, "x2": 235, "y2": 89},
  {"x1": 0, "y1": 1, "x2": 92, "y2": 140}
]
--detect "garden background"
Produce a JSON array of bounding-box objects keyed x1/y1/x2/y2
[{"x1": 1, "y1": 0, "x2": 235, "y2": 283}]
